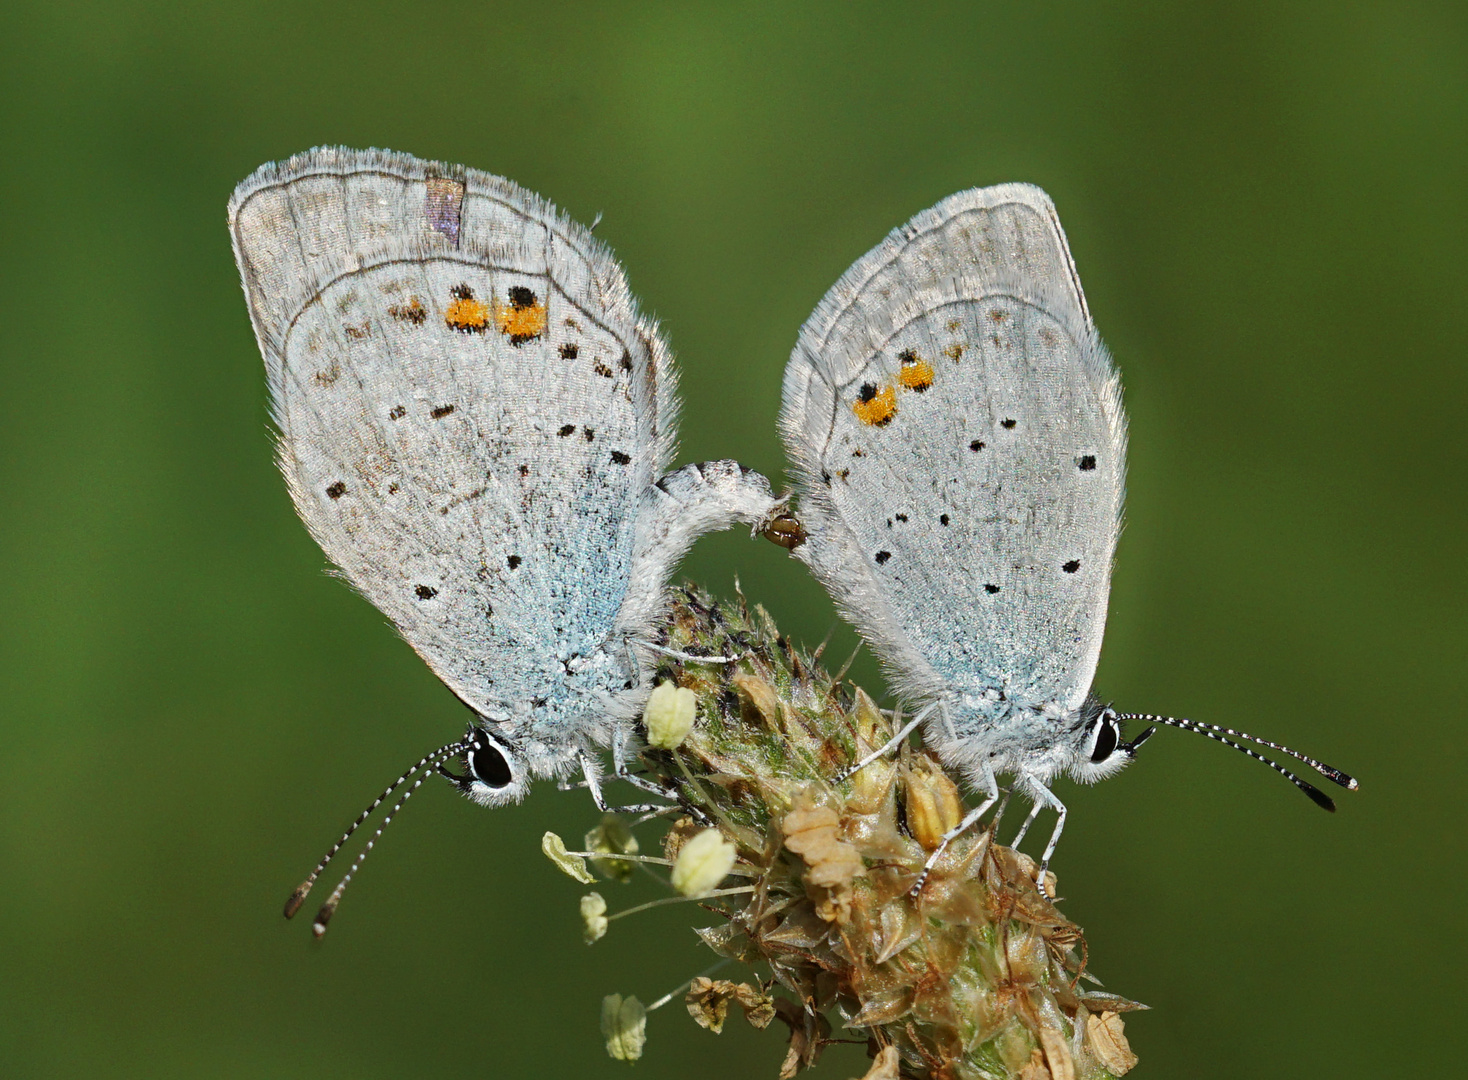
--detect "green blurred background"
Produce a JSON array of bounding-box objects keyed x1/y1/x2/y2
[{"x1": 2, "y1": 1, "x2": 1463, "y2": 1076}]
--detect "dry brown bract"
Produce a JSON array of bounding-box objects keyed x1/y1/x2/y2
[
  {"x1": 686, "y1": 977, "x2": 777, "y2": 1033},
  {"x1": 782, "y1": 794, "x2": 867, "y2": 922}
]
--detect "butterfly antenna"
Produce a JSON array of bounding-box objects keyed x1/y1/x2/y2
[
  {"x1": 307, "y1": 741, "x2": 468, "y2": 937},
  {"x1": 284, "y1": 739, "x2": 466, "y2": 924},
  {"x1": 1118, "y1": 713, "x2": 1356, "y2": 811}
]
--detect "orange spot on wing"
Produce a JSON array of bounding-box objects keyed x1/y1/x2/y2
[
  {"x1": 853, "y1": 383, "x2": 897, "y2": 426},
  {"x1": 897, "y1": 350, "x2": 934, "y2": 391},
  {"x1": 444, "y1": 287, "x2": 490, "y2": 333},
  {"x1": 494, "y1": 301, "x2": 547, "y2": 341},
  {"x1": 494, "y1": 287, "x2": 548, "y2": 344}
]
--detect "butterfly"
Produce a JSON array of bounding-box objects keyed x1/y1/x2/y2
[
  {"x1": 230, "y1": 147, "x2": 781, "y2": 932},
  {"x1": 777, "y1": 184, "x2": 1356, "y2": 889}
]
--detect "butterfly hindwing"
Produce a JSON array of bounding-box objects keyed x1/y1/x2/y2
[
  {"x1": 781, "y1": 184, "x2": 1126, "y2": 714},
  {"x1": 230, "y1": 148, "x2": 674, "y2": 718}
]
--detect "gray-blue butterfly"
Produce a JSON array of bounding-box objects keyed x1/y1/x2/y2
[
  {"x1": 779, "y1": 184, "x2": 1356, "y2": 890},
  {"x1": 230, "y1": 147, "x2": 781, "y2": 933}
]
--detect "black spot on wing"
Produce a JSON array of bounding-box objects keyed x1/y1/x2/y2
[
  {"x1": 388, "y1": 300, "x2": 426, "y2": 325},
  {"x1": 874, "y1": 551, "x2": 892, "y2": 565},
  {"x1": 1063, "y1": 560, "x2": 1080, "y2": 573},
  {"x1": 325, "y1": 481, "x2": 346, "y2": 500}
]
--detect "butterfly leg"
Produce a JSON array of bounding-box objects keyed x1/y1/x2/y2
[
  {"x1": 909, "y1": 760, "x2": 1002, "y2": 894},
  {"x1": 1009, "y1": 798, "x2": 1045, "y2": 847},
  {"x1": 577, "y1": 751, "x2": 674, "y2": 816},
  {"x1": 556, "y1": 771, "x2": 662, "y2": 799},
  {"x1": 633, "y1": 640, "x2": 739, "y2": 664},
  {"x1": 609, "y1": 724, "x2": 680, "y2": 799},
  {"x1": 1026, "y1": 780, "x2": 1068, "y2": 899},
  {"x1": 835, "y1": 701, "x2": 937, "y2": 783}
]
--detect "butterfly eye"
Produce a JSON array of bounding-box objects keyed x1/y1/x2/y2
[
  {"x1": 469, "y1": 732, "x2": 514, "y2": 788},
  {"x1": 1089, "y1": 714, "x2": 1120, "y2": 763}
]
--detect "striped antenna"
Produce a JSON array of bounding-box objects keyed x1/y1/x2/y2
[
  {"x1": 1118, "y1": 712, "x2": 1357, "y2": 811},
  {"x1": 284, "y1": 738, "x2": 466, "y2": 933}
]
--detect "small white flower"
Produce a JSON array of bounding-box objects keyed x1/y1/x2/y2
[
  {"x1": 644, "y1": 680, "x2": 697, "y2": 749},
  {"x1": 580, "y1": 892, "x2": 608, "y2": 944},
  {"x1": 670, "y1": 828, "x2": 737, "y2": 897},
  {"x1": 600, "y1": 993, "x2": 647, "y2": 1061}
]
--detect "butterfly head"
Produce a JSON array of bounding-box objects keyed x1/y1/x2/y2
[
  {"x1": 1068, "y1": 702, "x2": 1154, "y2": 784},
  {"x1": 443, "y1": 726, "x2": 531, "y2": 807}
]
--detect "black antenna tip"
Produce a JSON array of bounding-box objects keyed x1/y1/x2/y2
[
  {"x1": 283, "y1": 882, "x2": 311, "y2": 920},
  {"x1": 1300, "y1": 781, "x2": 1337, "y2": 813}
]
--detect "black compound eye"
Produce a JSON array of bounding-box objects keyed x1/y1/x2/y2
[
  {"x1": 468, "y1": 734, "x2": 514, "y2": 789},
  {"x1": 1090, "y1": 716, "x2": 1120, "y2": 763}
]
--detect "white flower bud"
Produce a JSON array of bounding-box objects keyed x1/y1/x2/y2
[
  {"x1": 580, "y1": 892, "x2": 608, "y2": 944},
  {"x1": 600, "y1": 994, "x2": 647, "y2": 1061},
  {"x1": 670, "y1": 827, "x2": 737, "y2": 897},
  {"x1": 644, "y1": 680, "x2": 697, "y2": 749}
]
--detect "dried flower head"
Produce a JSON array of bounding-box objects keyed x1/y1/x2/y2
[{"x1": 576, "y1": 587, "x2": 1143, "y2": 1077}]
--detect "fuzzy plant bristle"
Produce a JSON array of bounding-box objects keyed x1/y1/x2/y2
[{"x1": 556, "y1": 586, "x2": 1143, "y2": 1079}]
